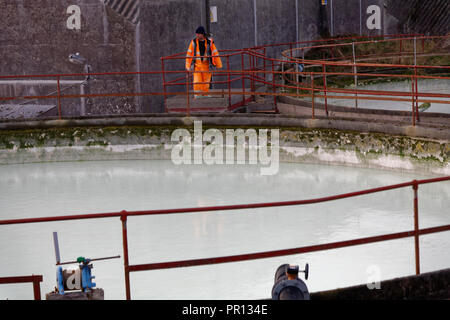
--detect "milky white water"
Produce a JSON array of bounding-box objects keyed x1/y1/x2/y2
[{"x1": 0, "y1": 160, "x2": 449, "y2": 300}]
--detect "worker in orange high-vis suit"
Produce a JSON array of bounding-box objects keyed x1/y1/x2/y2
[{"x1": 185, "y1": 26, "x2": 222, "y2": 98}]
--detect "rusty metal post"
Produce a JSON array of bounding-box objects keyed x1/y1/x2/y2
[
  {"x1": 241, "y1": 52, "x2": 246, "y2": 105},
  {"x1": 414, "y1": 66, "x2": 420, "y2": 123},
  {"x1": 411, "y1": 76, "x2": 415, "y2": 127},
  {"x1": 414, "y1": 36, "x2": 417, "y2": 66},
  {"x1": 161, "y1": 58, "x2": 167, "y2": 113},
  {"x1": 121, "y1": 211, "x2": 131, "y2": 300},
  {"x1": 263, "y1": 48, "x2": 267, "y2": 82},
  {"x1": 57, "y1": 76, "x2": 62, "y2": 119},
  {"x1": 272, "y1": 60, "x2": 277, "y2": 108},
  {"x1": 322, "y1": 63, "x2": 328, "y2": 117},
  {"x1": 186, "y1": 70, "x2": 190, "y2": 117},
  {"x1": 227, "y1": 56, "x2": 231, "y2": 109},
  {"x1": 413, "y1": 181, "x2": 420, "y2": 275},
  {"x1": 311, "y1": 73, "x2": 315, "y2": 119},
  {"x1": 32, "y1": 277, "x2": 41, "y2": 300},
  {"x1": 352, "y1": 42, "x2": 358, "y2": 108},
  {"x1": 249, "y1": 52, "x2": 255, "y2": 102}
]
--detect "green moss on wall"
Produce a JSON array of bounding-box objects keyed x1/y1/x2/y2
[{"x1": 0, "y1": 125, "x2": 448, "y2": 167}]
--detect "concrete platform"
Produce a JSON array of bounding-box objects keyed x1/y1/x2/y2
[
  {"x1": 46, "y1": 288, "x2": 104, "y2": 300},
  {"x1": 0, "y1": 104, "x2": 57, "y2": 120},
  {"x1": 165, "y1": 89, "x2": 254, "y2": 114},
  {"x1": 310, "y1": 268, "x2": 450, "y2": 300}
]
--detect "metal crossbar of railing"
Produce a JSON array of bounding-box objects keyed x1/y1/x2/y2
[
  {"x1": 0, "y1": 275, "x2": 43, "y2": 300},
  {"x1": 0, "y1": 176, "x2": 449, "y2": 299},
  {"x1": 160, "y1": 34, "x2": 449, "y2": 120},
  {"x1": 0, "y1": 34, "x2": 448, "y2": 123}
]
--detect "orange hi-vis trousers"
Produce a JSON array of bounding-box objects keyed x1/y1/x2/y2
[{"x1": 193, "y1": 60, "x2": 212, "y2": 94}]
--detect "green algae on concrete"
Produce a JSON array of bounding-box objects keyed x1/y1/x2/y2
[{"x1": 0, "y1": 125, "x2": 448, "y2": 175}]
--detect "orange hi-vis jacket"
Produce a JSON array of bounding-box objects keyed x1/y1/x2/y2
[{"x1": 185, "y1": 38, "x2": 223, "y2": 71}]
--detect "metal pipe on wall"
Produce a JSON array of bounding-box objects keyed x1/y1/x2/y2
[
  {"x1": 331, "y1": 0, "x2": 334, "y2": 36},
  {"x1": 205, "y1": 0, "x2": 211, "y2": 34},
  {"x1": 296, "y1": 0, "x2": 299, "y2": 43},
  {"x1": 254, "y1": 0, "x2": 258, "y2": 47},
  {"x1": 359, "y1": 0, "x2": 362, "y2": 35}
]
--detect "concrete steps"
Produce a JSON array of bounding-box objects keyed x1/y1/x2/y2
[{"x1": 165, "y1": 89, "x2": 254, "y2": 114}]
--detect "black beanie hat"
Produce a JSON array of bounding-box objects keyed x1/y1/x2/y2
[{"x1": 196, "y1": 26, "x2": 206, "y2": 35}]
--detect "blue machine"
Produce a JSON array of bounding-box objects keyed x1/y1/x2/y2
[
  {"x1": 56, "y1": 257, "x2": 96, "y2": 295},
  {"x1": 78, "y1": 257, "x2": 96, "y2": 292},
  {"x1": 56, "y1": 266, "x2": 65, "y2": 294},
  {"x1": 53, "y1": 231, "x2": 119, "y2": 295}
]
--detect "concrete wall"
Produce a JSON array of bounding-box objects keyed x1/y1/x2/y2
[
  {"x1": 311, "y1": 268, "x2": 450, "y2": 300},
  {"x1": 0, "y1": 117, "x2": 448, "y2": 175},
  {"x1": 1, "y1": 0, "x2": 448, "y2": 116},
  {"x1": 385, "y1": 0, "x2": 450, "y2": 36},
  {"x1": 138, "y1": 0, "x2": 205, "y2": 113},
  {"x1": 209, "y1": 0, "x2": 255, "y2": 50},
  {"x1": 0, "y1": 0, "x2": 137, "y2": 116},
  {"x1": 321, "y1": 0, "x2": 385, "y2": 37}
]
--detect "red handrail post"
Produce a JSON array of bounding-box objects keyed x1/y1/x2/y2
[
  {"x1": 33, "y1": 276, "x2": 42, "y2": 300},
  {"x1": 57, "y1": 76, "x2": 62, "y2": 119},
  {"x1": 263, "y1": 48, "x2": 267, "y2": 82},
  {"x1": 411, "y1": 76, "x2": 415, "y2": 127},
  {"x1": 121, "y1": 211, "x2": 131, "y2": 300},
  {"x1": 412, "y1": 181, "x2": 420, "y2": 275},
  {"x1": 272, "y1": 60, "x2": 277, "y2": 109},
  {"x1": 227, "y1": 56, "x2": 231, "y2": 109},
  {"x1": 186, "y1": 70, "x2": 190, "y2": 117},
  {"x1": 250, "y1": 52, "x2": 255, "y2": 102},
  {"x1": 322, "y1": 63, "x2": 328, "y2": 117},
  {"x1": 161, "y1": 57, "x2": 167, "y2": 113},
  {"x1": 0, "y1": 275, "x2": 43, "y2": 300},
  {"x1": 414, "y1": 66, "x2": 420, "y2": 123},
  {"x1": 241, "y1": 52, "x2": 246, "y2": 105},
  {"x1": 311, "y1": 73, "x2": 315, "y2": 119}
]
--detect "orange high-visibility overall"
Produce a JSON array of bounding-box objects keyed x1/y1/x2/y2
[{"x1": 185, "y1": 38, "x2": 222, "y2": 95}]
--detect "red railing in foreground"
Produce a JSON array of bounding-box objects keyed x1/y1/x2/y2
[
  {"x1": 0, "y1": 275, "x2": 43, "y2": 300},
  {"x1": 0, "y1": 176, "x2": 449, "y2": 300}
]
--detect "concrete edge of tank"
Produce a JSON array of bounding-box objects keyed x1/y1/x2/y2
[
  {"x1": 0, "y1": 114, "x2": 449, "y2": 140},
  {"x1": 308, "y1": 268, "x2": 450, "y2": 300}
]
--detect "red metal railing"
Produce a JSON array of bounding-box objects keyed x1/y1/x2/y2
[
  {"x1": 160, "y1": 34, "x2": 449, "y2": 120},
  {"x1": 0, "y1": 176, "x2": 449, "y2": 299},
  {"x1": 0, "y1": 275, "x2": 43, "y2": 300},
  {"x1": 0, "y1": 34, "x2": 448, "y2": 123}
]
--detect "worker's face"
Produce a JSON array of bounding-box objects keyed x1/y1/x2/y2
[{"x1": 196, "y1": 33, "x2": 205, "y2": 40}]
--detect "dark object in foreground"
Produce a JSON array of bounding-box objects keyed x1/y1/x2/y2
[{"x1": 272, "y1": 263, "x2": 310, "y2": 300}]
